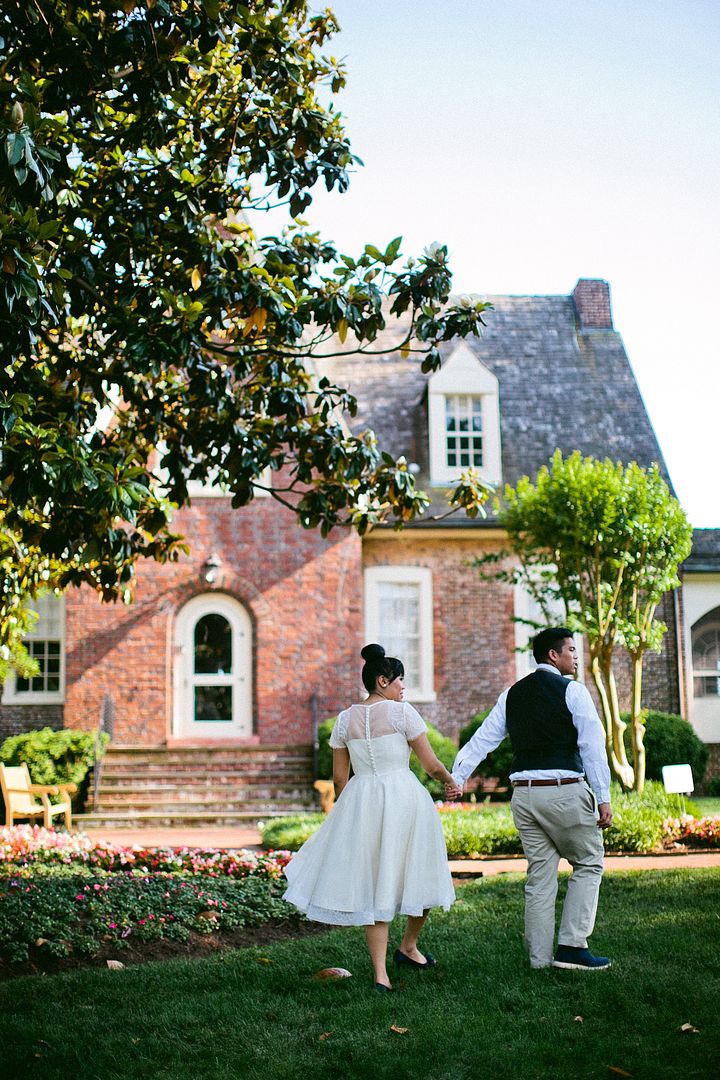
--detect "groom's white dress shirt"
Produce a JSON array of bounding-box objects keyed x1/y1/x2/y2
[{"x1": 451, "y1": 664, "x2": 611, "y2": 804}]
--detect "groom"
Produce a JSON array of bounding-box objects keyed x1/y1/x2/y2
[{"x1": 450, "y1": 627, "x2": 613, "y2": 970}]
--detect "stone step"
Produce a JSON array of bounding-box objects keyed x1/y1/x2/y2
[
  {"x1": 74, "y1": 809, "x2": 306, "y2": 829},
  {"x1": 97, "y1": 770, "x2": 311, "y2": 785},
  {"x1": 101, "y1": 747, "x2": 312, "y2": 765},
  {"x1": 93, "y1": 777, "x2": 313, "y2": 794},
  {"x1": 88, "y1": 790, "x2": 313, "y2": 807}
]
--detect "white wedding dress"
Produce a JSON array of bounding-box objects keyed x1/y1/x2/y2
[{"x1": 283, "y1": 700, "x2": 455, "y2": 925}]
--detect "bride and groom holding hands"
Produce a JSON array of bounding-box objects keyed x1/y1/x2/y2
[{"x1": 283, "y1": 627, "x2": 613, "y2": 990}]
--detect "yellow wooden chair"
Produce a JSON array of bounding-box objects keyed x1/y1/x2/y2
[{"x1": 0, "y1": 763, "x2": 77, "y2": 829}]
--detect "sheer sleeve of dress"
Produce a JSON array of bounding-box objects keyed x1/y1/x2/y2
[
  {"x1": 328, "y1": 711, "x2": 348, "y2": 749},
  {"x1": 394, "y1": 702, "x2": 427, "y2": 742}
]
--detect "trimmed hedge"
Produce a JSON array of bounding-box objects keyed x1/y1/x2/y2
[
  {"x1": 0, "y1": 727, "x2": 109, "y2": 810},
  {"x1": 261, "y1": 781, "x2": 703, "y2": 857}
]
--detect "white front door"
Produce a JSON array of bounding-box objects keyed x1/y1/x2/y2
[{"x1": 173, "y1": 594, "x2": 252, "y2": 739}]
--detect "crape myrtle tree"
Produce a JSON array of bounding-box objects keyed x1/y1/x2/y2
[
  {"x1": 0, "y1": 0, "x2": 492, "y2": 668},
  {"x1": 476, "y1": 451, "x2": 692, "y2": 792}
]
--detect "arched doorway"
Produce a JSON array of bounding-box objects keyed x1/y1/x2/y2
[{"x1": 173, "y1": 594, "x2": 252, "y2": 739}]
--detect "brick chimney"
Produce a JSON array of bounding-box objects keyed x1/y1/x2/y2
[{"x1": 572, "y1": 279, "x2": 613, "y2": 329}]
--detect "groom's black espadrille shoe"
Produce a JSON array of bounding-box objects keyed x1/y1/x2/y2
[{"x1": 393, "y1": 949, "x2": 437, "y2": 970}]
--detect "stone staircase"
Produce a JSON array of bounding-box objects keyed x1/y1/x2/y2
[{"x1": 74, "y1": 744, "x2": 317, "y2": 829}]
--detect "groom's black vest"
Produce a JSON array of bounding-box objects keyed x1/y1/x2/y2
[{"x1": 505, "y1": 669, "x2": 583, "y2": 774}]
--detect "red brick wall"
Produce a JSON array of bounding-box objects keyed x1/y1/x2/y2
[
  {"x1": 63, "y1": 498, "x2": 362, "y2": 746},
  {"x1": 363, "y1": 532, "x2": 516, "y2": 739}
]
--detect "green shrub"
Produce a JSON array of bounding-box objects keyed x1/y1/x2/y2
[
  {"x1": 440, "y1": 807, "x2": 523, "y2": 858},
  {"x1": 621, "y1": 711, "x2": 708, "y2": 785},
  {"x1": 316, "y1": 714, "x2": 456, "y2": 799},
  {"x1": 261, "y1": 784, "x2": 696, "y2": 857},
  {"x1": 261, "y1": 814, "x2": 325, "y2": 851},
  {"x1": 316, "y1": 717, "x2": 335, "y2": 779},
  {"x1": 706, "y1": 776, "x2": 720, "y2": 797},
  {"x1": 604, "y1": 780, "x2": 699, "y2": 853},
  {"x1": 458, "y1": 710, "x2": 512, "y2": 797},
  {"x1": 0, "y1": 727, "x2": 109, "y2": 809}
]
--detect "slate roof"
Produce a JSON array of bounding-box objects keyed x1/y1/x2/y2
[
  {"x1": 315, "y1": 282, "x2": 672, "y2": 525},
  {"x1": 683, "y1": 530, "x2": 720, "y2": 573}
]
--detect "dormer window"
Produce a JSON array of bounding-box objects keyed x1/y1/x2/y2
[
  {"x1": 445, "y1": 395, "x2": 484, "y2": 470},
  {"x1": 428, "y1": 343, "x2": 501, "y2": 487}
]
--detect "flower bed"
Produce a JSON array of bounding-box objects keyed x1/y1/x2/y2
[
  {"x1": 0, "y1": 826, "x2": 296, "y2": 967},
  {"x1": 663, "y1": 815, "x2": 720, "y2": 849},
  {"x1": 0, "y1": 825, "x2": 291, "y2": 879}
]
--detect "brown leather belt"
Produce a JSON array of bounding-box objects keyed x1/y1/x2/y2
[{"x1": 511, "y1": 777, "x2": 582, "y2": 787}]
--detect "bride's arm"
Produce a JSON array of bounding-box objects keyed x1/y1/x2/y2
[
  {"x1": 408, "y1": 734, "x2": 455, "y2": 785},
  {"x1": 332, "y1": 747, "x2": 351, "y2": 798}
]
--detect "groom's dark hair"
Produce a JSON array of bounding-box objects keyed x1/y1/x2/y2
[{"x1": 532, "y1": 627, "x2": 574, "y2": 664}]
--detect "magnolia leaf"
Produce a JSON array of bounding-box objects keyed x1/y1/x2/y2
[
  {"x1": 106, "y1": 960, "x2": 125, "y2": 970},
  {"x1": 318, "y1": 1032, "x2": 332, "y2": 1041},
  {"x1": 256, "y1": 957, "x2": 273, "y2": 964},
  {"x1": 190, "y1": 268, "x2": 202, "y2": 290},
  {"x1": 680, "y1": 1023, "x2": 700, "y2": 1034},
  {"x1": 314, "y1": 967, "x2": 352, "y2": 980},
  {"x1": 390, "y1": 1025, "x2": 409, "y2": 1035},
  {"x1": 607, "y1": 1068, "x2": 633, "y2": 1077},
  {"x1": 337, "y1": 318, "x2": 348, "y2": 344},
  {"x1": 400, "y1": 340, "x2": 411, "y2": 359},
  {"x1": 574, "y1": 1016, "x2": 584, "y2": 1023}
]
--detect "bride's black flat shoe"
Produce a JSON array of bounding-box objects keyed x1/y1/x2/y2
[
  {"x1": 374, "y1": 982, "x2": 393, "y2": 993},
  {"x1": 393, "y1": 949, "x2": 437, "y2": 969}
]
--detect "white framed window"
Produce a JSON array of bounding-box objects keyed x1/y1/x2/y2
[
  {"x1": 513, "y1": 578, "x2": 584, "y2": 682},
  {"x1": 3, "y1": 593, "x2": 66, "y2": 704},
  {"x1": 364, "y1": 566, "x2": 435, "y2": 702},
  {"x1": 692, "y1": 610, "x2": 720, "y2": 698},
  {"x1": 428, "y1": 342, "x2": 501, "y2": 487}
]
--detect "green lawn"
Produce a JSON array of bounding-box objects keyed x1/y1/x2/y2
[
  {"x1": 2, "y1": 869, "x2": 719, "y2": 1080},
  {"x1": 695, "y1": 796, "x2": 720, "y2": 816}
]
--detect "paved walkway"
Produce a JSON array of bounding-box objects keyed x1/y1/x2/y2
[{"x1": 82, "y1": 826, "x2": 720, "y2": 874}]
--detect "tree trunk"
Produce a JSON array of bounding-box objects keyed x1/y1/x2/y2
[
  {"x1": 590, "y1": 653, "x2": 614, "y2": 757},
  {"x1": 630, "y1": 651, "x2": 647, "y2": 794},
  {"x1": 595, "y1": 650, "x2": 634, "y2": 789}
]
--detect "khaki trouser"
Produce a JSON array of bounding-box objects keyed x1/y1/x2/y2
[{"x1": 510, "y1": 780, "x2": 605, "y2": 968}]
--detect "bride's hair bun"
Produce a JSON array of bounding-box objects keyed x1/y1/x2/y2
[{"x1": 361, "y1": 643, "x2": 385, "y2": 662}]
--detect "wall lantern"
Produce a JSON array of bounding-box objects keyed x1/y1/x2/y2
[{"x1": 203, "y1": 553, "x2": 222, "y2": 586}]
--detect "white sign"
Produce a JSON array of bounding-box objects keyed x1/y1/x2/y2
[{"x1": 661, "y1": 764, "x2": 694, "y2": 794}]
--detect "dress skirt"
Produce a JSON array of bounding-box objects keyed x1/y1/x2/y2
[{"x1": 283, "y1": 767, "x2": 455, "y2": 926}]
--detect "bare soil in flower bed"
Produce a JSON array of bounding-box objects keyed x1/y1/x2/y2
[{"x1": 0, "y1": 915, "x2": 330, "y2": 982}]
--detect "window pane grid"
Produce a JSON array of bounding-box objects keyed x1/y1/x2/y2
[
  {"x1": 692, "y1": 622, "x2": 720, "y2": 698},
  {"x1": 378, "y1": 583, "x2": 421, "y2": 688},
  {"x1": 445, "y1": 396, "x2": 483, "y2": 468},
  {"x1": 16, "y1": 640, "x2": 62, "y2": 694}
]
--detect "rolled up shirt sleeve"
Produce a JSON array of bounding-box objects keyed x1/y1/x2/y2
[
  {"x1": 567, "y1": 681, "x2": 612, "y2": 804},
  {"x1": 452, "y1": 690, "x2": 509, "y2": 788}
]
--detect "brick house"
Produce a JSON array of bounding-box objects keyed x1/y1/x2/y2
[{"x1": 2, "y1": 279, "x2": 718, "y2": 822}]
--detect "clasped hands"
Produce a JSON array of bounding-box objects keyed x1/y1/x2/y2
[{"x1": 444, "y1": 780, "x2": 463, "y2": 800}]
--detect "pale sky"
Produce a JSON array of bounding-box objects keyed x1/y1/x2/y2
[{"x1": 257, "y1": 0, "x2": 720, "y2": 527}]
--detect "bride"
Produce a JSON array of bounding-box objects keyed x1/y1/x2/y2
[{"x1": 283, "y1": 643, "x2": 457, "y2": 992}]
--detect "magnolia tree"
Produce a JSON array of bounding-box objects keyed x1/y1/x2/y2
[
  {"x1": 478, "y1": 451, "x2": 692, "y2": 792},
  {"x1": 0, "y1": 1, "x2": 492, "y2": 667}
]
